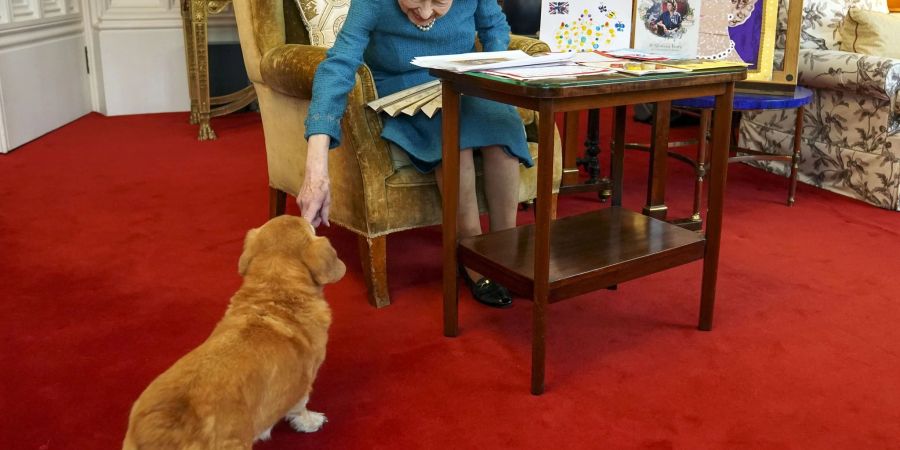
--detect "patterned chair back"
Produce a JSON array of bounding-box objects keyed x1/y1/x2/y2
[{"x1": 284, "y1": 0, "x2": 313, "y2": 45}]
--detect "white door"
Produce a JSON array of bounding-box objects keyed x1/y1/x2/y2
[{"x1": 0, "y1": 0, "x2": 90, "y2": 153}]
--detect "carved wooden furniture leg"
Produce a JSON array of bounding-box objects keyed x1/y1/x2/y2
[
  {"x1": 577, "y1": 109, "x2": 602, "y2": 185},
  {"x1": 181, "y1": 0, "x2": 200, "y2": 125},
  {"x1": 358, "y1": 235, "x2": 390, "y2": 308},
  {"x1": 190, "y1": 0, "x2": 216, "y2": 140},
  {"x1": 211, "y1": 86, "x2": 257, "y2": 117},
  {"x1": 558, "y1": 109, "x2": 613, "y2": 199},
  {"x1": 692, "y1": 109, "x2": 712, "y2": 222},
  {"x1": 206, "y1": 0, "x2": 257, "y2": 120}
]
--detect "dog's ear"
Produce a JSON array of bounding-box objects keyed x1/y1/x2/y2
[
  {"x1": 302, "y1": 237, "x2": 346, "y2": 285},
  {"x1": 238, "y1": 228, "x2": 261, "y2": 276}
]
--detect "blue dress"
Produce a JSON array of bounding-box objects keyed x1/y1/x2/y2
[{"x1": 304, "y1": 0, "x2": 533, "y2": 173}]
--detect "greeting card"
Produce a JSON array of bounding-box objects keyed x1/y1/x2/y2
[
  {"x1": 539, "y1": 0, "x2": 634, "y2": 52},
  {"x1": 632, "y1": 0, "x2": 703, "y2": 58}
]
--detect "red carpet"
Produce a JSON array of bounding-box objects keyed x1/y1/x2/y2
[{"x1": 1, "y1": 112, "x2": 899, "y2": 449}]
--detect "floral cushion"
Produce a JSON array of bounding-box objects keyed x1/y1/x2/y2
[
  {"x1": 295, "y1": 0, "x2": 350, "y2": 48},
  {"x1": 838, "y1": 8, "x2": 900, "y2": 58},
  {"x1": 788, "y1": 0, "x2": 889, "y2": 51}
]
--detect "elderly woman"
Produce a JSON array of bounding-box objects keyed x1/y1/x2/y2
[{"x1": 299, "y1": 0, "x2": 530, "y2": 308}]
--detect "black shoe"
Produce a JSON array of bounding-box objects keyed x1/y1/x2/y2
[{"x1": 459, "y1": 264, "x2": 513, "y2": 308}]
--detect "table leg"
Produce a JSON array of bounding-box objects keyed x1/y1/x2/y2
[
  {"x1": 691, "y1": 109, "x2": 712, "y2": 223},
  {"x1": 611, "y1": 105, "x2": 626, "y2": 208},
  {"x1": 788, "y1": 105, "x2": 804, "y2": 206},
  {"x1": 604, "y1": 105, "x2": 627, "y2": 293},
  {"x1": 531, "y1": 100, "x2": 556, "y2": 396},
  {"x1": 562, "y1": 111, "x2": 581, "y2": 187},
  {"x1": 191, "y1": 0, "x2": 216, "y2": 140},
  {"x1": 699, "y1": 84, "x2": 735, "y2": 331},
  {"x1": 442, "y1": 83, "x2": 461, "y2": 338},
  {"x1": 643, "y1": 101, "x2": 671, "y2": 219}
]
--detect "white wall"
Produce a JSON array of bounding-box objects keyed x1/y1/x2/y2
[
  {"x1": 0, "y1": 0, "x2": 238, "y2": 152},
  {"x1": 0, "y1": 0, "x2": 91, "y2": 152},
  {"x1": 86, "y1": 0, "x2": 238, "y2": 116}
]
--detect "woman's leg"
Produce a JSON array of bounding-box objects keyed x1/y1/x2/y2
[
  {"x1": 434, "y1": 149, "x2": 484, "y2": 280},
  {"x1": 436, "y1": 146, "x2": 516, "y2": 307},
  {"x1": 480, "y1": 145, "x2": 520, "y2": 232}
]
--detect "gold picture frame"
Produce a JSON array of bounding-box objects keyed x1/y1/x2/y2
[
  {"x1": 735, "y1": 0, "x2": 803, "y2": 92},
  {"x1": 761, "y1": 0, "x2": 802, "y2": 86}
]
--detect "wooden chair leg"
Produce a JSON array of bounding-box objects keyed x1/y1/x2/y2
[
  {"x1": 357, "y1": 234, "x2": 390, "y2": 308},
  {"x1": 268, "y1": 187, "x2": 286, "y2": 218}
]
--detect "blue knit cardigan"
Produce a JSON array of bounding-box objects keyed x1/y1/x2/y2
[{"x1": 304, "y1": 0, "x2": 532, "y2": 173}]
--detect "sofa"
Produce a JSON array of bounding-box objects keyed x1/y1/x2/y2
[{"x1": 738, "y1": 0, "x2": 900, "y2": 210}]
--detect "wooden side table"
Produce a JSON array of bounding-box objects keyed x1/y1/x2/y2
[
  {"x1": 433, "y1": 67, "x2": 746, "y2": 395},
  {"x1": 181, "y1": 0, "x2": 257, "y2": 140}
]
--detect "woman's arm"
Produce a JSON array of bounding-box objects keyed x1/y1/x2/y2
[
  {"x1": 303, "y1": 0, "x2": 378, "y2": 148},
  {"x1": 300, "y1": 0, "x2": 377, "y2": 226},
  {"x1": 474, "y1": 0, "x2": 511, "y2": 52}
]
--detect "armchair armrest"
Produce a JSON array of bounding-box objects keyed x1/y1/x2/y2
[
  {"x1": 799, "y1": 49, "x2": 900, "y2": 101},
  {"x1": 260, "y1": 44, "x2": 328, "y2": 99},
  {"x1": 509, "y1": 34, "x2": 551, "y2": 55},
  {"x1": 259, "y1": 43, "x2": 396, "y2": 196}
]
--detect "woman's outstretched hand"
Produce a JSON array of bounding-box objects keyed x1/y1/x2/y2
[{"x1": 298, "y1": 134, "x2": 332, "y2": 227}]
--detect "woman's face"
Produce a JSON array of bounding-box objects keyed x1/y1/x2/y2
[
  {"x1": 666, "y1": 2, "x2": 675, "y2": 12},
  {"x1": 397, "y1": 0, "x2": 452, "y2": 27}
]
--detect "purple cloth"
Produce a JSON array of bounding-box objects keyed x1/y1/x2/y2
[{"x1": 728, "y1": 7, "x2": 763, "y2": 70}]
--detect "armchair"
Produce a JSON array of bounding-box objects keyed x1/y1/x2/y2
[
  {"x1": 232, "y1": 0, "x2": 563, "y2": 307},
  {"x1": 738, "y1": 0, "x2": 900, "y2": 210}
]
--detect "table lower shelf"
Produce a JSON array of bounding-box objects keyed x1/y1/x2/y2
[{"x1": 458, "y1": 207, "x2": 707, "y2": 302}]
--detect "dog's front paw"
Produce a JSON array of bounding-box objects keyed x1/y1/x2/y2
[{"x1": 288, "y1": 411, "x2": 327, "y2": 433}]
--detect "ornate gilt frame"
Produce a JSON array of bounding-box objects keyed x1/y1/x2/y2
[
  {"x1": 761, "y1": 0, "x2": 803, "y2": 86},
  {"x1": 737, "y1": 0, "x2": 803, "y2": 92}
]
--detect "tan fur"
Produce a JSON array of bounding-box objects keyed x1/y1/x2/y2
[{"x1": 123, "y1": 215, "x2": 346, "y2": 450}]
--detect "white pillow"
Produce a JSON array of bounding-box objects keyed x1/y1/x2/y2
[{"x1": 295, "y1": 0, "x2": 351, "y2": 48}]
